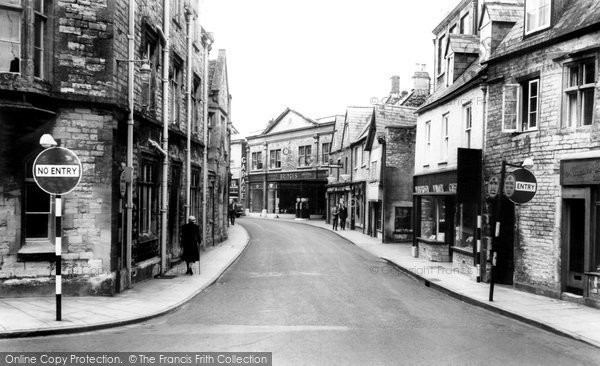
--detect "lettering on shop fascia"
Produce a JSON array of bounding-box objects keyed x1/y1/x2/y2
[
  {"x1": 561, "y1": 158, "x2": 600, "y2": 185},
  {"x1": 414, "y1": 183, "x2": 457, "y2": 193}
]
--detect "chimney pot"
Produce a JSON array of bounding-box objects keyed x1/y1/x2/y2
[{"x1": 390, "y1": 76, "x2": 400, "y2": 94}]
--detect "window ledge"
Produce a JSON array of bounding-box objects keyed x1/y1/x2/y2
[
  {"x1": 417, "y1": 237, "x2": 446, "y2": 245},
  {"x1": 451, "y1": 246, "x2": 474, "y2": 256},
  {"x1": 18, "y1": 241, "x2": 55, "y2": 262},
  {"x1": 269, "y1": 168, "x2": 282, "y2": 171},
  {"x1": 297, "y1": 166, "x2": 313, "y2": 170}
]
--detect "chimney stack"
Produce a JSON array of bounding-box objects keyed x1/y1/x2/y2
[
  {"x1": 412, "y1": 64, "x2": 431, "y2": 95},
  {"x1": 390, "y1": 75, "x2": 400, "y2": 94}
]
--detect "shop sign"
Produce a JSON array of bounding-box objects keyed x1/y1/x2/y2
[
  {"x1": 504, "y1": 174, "x2": 516, "y2": 197},
  {"x1": 561, "y1": 158, "x2": 600, "y2": 185},
  {"x1": 270, "y1": 171, "x2": 318, "y2": 181},
  {"x1": 448, "y1": 183, "x2": 457, "y2": 193},
  {"x1": 415, "y1": 185, "x2": 429, "y2": 193},
  {"x1": 488, "y1": 176, "x2": 499, "y2": 198},
  {"x1": 432, "y1": 184, "x2": 444, "y2": 193}
]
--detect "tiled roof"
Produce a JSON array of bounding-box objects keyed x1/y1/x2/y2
[
  {"x1": 490, "y1": 0, "x2": 600, "y2": 61},
  {"x1": 483, "y1": 3, "x2": 523, "y2": 24},
  {"x1": 341, "y1": 107, "x2": 373, "y2": 149},
  {"x1": 208, "y1": 50, "x2": 227, "y2": 91},
  {"x1": 446, "y1": 34, "x2": 480, "y2": 56},
  {"x1": 331, "y1": 115, "x2": 346, "y2": 152},
  {"x1": 416, "y1": 58, "x2": 486, "y2": 114},
  {"x1": 374, "y1": 104, "x2": 417, "y2": 132}
]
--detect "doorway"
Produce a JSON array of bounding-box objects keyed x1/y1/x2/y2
[{"x1": 561, "y1": 188, "x2": 591, "y2": 296}]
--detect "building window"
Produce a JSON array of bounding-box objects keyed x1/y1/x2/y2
[
  {"x1": 441, "y1": 114, "x2": 449, "y2": 162},
  {"x1": 24, "y1": 159, "x2": 51, "y2": 241},
  {"x1": 425, "y1": 120, "x2": 431, "y2": 156},
  {"x1": 394, "y1": 207, "x2": 412, "y2": 233},
  {"x1": 191, "y1": 75, "x2": 201, "y2": 133},
  {"x1": 298, "y1": 145, "x2": 311, "y2": 167},
  {"x1": 449, "y1": 24, "x2": 457, "y2": 34},
  {"x1": 362, "y1": 144, "x2": 368, "y2": 166},
  {"x1": 455, "y1": 203, "x2": 476, "y2": 250},
  {"x1": 191, "y1": 168, "x2": 201, "y2": 219},
  {"x1": 0, "y1": 1, "x2": 21, "y2": 73},
  {"x1": 170, "y1": 56, "x2": 183, "y2": 125},
  {"x1": 437, "y1": 35, "x2": 445, "y2": 75},
  {"x1": 33, "y1": 0, "x2": 49, "y2": 78},
  {"x1": 564, "y1": 58, "x2": 596, "y2": 128},
  {"x1": 464, "y1": 103, "x2": 472, "y2": 148},
  {"x1": 446, "y1": 56, "x2": 453, "y2": 86},
  {"x1": 370, "y1": 161, "x2": 378, "y2": 181},
  {"x1": 269, "y1": 149, "x2": 281, "y2": 169},
  {"x1": 459, "y1": 12, "x2": 471, "y2": 34},
  {"x1": 502, "y1": 79, "x2": 540, "y2": 132},
  {"x1": 420, "y1": 197, "x2": 445, "y2": 242},
  {"x1": 345, "y1": 157, "x2": 348, "y2": 174},
  {"x1": 525, "y1": 0, "x2": 551, "y2": 35},
  {"x1": 251, "y1": 151, "x2": 262, "y2": 170},
  {"x1": 321, "y1": 142, "x2": 330, "y2": 165},
  {"x1": 139, "y1": 162, "x2": 158, "y2": 234},
  {"x1": 141, "y1": 30, "x2": 160, "y2": 111},
  {"x1": 354, "y1": 146, "x2": 359, "y2": 168}
]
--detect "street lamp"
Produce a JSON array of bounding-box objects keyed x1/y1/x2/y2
[
  {"x1": 39, "y1": 134, "x2": 57, "y2": 148},
  {"x1": 488, "y1": 158, "x2": 534, "y2": 301}
]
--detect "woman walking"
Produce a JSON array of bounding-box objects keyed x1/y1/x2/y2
[
  {"x1": 331, "y1": 204, "x2": 339, "y2": 231},
  {"x1": 181, "y1": 216, "x2": 201, "y2": 275}
]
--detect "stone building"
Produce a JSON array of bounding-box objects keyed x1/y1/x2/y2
[
  {"x1": 482, "y1": 0, "x2": 600, "y2": 306},
  {"x1": 229, "y1": 127, "x2": 246, "y2": 210},
  {"x1": 246, "y1": 108, "x2": 334, "y2": 218},
  {"x1": 0, "y1": 0, "x2": 228, "y2": 296}
]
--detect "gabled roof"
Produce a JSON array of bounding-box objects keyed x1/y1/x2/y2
[
  {"x1": 208, "y1": 49, "x2": 228, "y2": 92},
  {"x1": 479, "y1": 2, "x2": 524, "y2": 27},
  {"x1": 340, "y1": 107, "x2": 373, "y2": 150},
  {"x1": 416, "y1": 58, "x2": 486, "y2": 114},
  {"x1": 446, "y1": 34, "x2": 480, "y2": 56},
  {"x1": 489, "y1": 0, "x2": 600, "y2": 62},
  {"x1": 399, "y1": 90, "x2": 430, "y2": 107},
  {"x1": 365, "y1": 104, "x2": 417, "y2": 150},
  {"x1": 260, "y1": 108, "x2": 319, "y2": 135},
  {"x1": 330, "y1": 115, "x2": 346, "y2": 152}
]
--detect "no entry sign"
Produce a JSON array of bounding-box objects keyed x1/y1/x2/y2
[
  {"x1": 33, "y1": 147, "x2": 82, "y2": 195},
  {"x1": 505, "y1": 168, "x2": 537, "y2": 204}
]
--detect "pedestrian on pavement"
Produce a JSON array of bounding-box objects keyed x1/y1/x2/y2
[
  {"x1": 228, "y1": 200, "x2": 236, "y2": 226},
  {"x1": 338, "y1": 199, "x2": 348, "y2": 230},
  {"x1": 181, "y1": 216, "x2": 201, "y2": 275},
  {"x1": 331, "y1": 205, "x2": 339, "y2": 230}
]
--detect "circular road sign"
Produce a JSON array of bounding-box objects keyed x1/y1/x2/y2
[
  {"x1": 33, "y1": 147, "x2": 82, "y2": 195},
  {"x1": 504, "y1": 173, "x2": 516, "y2": 197},
  {"x1": 488, "y1": 176, "x2": 499, "y2": 198},
  {"x1": 507, "y1": 168, "x2": 537, "y2": 204}
]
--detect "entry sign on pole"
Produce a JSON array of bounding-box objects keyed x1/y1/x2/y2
[
  {"x1": 33, "y1": 147, "x2": 82, "y2": 195},
  {"x1": 506, "y1": 168, "x2": 537, "y2": 204},
  {"x1": 32, "y1": 147, "x2": 82, "y2": 321}
]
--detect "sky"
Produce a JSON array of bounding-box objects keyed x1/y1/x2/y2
[{"x1": 200, "y1": 0, "x2": 460, "y2": 137}]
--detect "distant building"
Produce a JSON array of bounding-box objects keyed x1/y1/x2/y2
[
  {"x1": 246, "y1": 109, "x2": 334, "y2": 217},
  {"x1": 229, "y1": 127, "x2": 247, "y2": 210}
]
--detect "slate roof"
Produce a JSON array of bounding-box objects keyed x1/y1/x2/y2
[
  {"x1": 482, "y1": 3, "x2": 524, "y2": 24},
  {"x1": 489, "y1": 0, "x2": 600, "y2": 61},
  {"x1": 446, "y1": 34, "x2": 480, "y2": 56},
  {"x1": 416, "y1": 58, "x2": 486, "y2": 114},
  {"x1": 374, "y1": 104, "x2": 417, "y2": 131},
  {"x1": 208, "y1": 50, "x2": 227, "y2": 91},
  {"x1": 341, "y1": 107, "x2": 373, "y2": 150},
  {"x1": 330, "y1": 115, "x2": 347, "y2": 152}
]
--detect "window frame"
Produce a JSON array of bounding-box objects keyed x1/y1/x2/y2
[
  {"x1": 441, "y1": 113, "x2": 449, "y2": 162},
  {"x1": 269, "y1": 149, "x2": 281, "y2": 169},
  {"x1": 459, "y1": 12, "x2": 471, "y2": 35},
  {"x1": 394, "y1": 206, "x2": 413, "y2": 234},
  {"x1": 0, "y1": 1, "x2": 23, "y2": 74},
  {"x1": 138, "y1": 161, "x2": 158, "y2": 235},
  {"x1": 562, "y1": 57, "x2": 597, "y2": 128},
  {"x1": 437, "y1": 34, "x2": 446, "y2": 76},
  {"x1": 425, "y1": 120, "x2": 432, "y2": 156},
  {"x1": 23, "y1": 157, "x2": 52, "y2": 243},
  {"x1": 321, "y1": 142, "x2": 330, "y2": 165},
  {"x1": 464, "y1": 103, "x2": 472, "y2": 148},
  {"x1": 524, "y1": 0, "x2": 552, "y2": 35},
  {"x1": 298, "y1": 145, "x2": 312, "y2": 167},
  {"x1": 170, "y1": 54, "x2": 183, "y2": 125},
  {"x1": 191, "y1": 75, "x2": 201, "y2": 133},
  {"x1": 502, "y1": 78, "x2": 541, "y2": 133}
]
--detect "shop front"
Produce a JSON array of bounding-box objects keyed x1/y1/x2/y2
[
  {"x1": 248, "y1": 170, "x2": 328, "y2": 216},
  {"x1": 560, "y1": 157, "x2": 600, "y2": 307}
]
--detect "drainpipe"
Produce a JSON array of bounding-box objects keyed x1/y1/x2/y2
[
  {"x1": 125, "y1": 0, "x2": 134, "y2": 289},
  {"x1": 185, "y1": 8, "x2": 193, "y2": 220},
  {"x1": 480, "y1": 82, "x2": 488, "y2": 282},
  {"x1": 160, "y1": 0, "x2": 170, "y2": 274},
  {"x1": 202, "y1": 32, "x2": 213, "y2": 250}
]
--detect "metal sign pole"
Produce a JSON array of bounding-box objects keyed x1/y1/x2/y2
[
  {"x1": 489, "y1": 161, "x2": 506, "y2": 301},
  {"x1": 55, "y1": 194, "x2": 62, "y2": 321}
]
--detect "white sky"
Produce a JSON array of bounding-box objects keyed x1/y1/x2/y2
[{"x1": 200, "y1": 0, "x2": 460, "y2": 137}]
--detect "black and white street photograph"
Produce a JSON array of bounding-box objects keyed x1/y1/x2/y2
[{"x1": 1, "y1": 0, "x2": 600, "y2": 365}]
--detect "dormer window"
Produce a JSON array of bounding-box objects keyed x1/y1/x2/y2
[{"x1": 525, "y1": 0, "x2": 551, "y2": 34}]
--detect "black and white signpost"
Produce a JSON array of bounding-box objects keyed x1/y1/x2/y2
[
  {"x1": 33, "y1": 145, "x2": 82, "y2": 321},
  {"x1": 489, "y1": 160, "x2": 537, "y2": 302}
]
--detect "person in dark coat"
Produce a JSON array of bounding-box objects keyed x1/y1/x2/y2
[
  {"x1": 331, "y1": 205, "x2": 339, "y2": 230},
  {"x1": 228, "y1": 200, "x2": 236, "y2": 226},
  {"x1": 181, "y1": 216, "x2": 201, "y2": 275},
  {"x1": 338, "y1": 199, "x2": 348, "y2": 230}
]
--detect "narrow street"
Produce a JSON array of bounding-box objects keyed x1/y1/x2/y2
[{"x1": 2, "y1": 218, "x2": 599, "y2": 365}]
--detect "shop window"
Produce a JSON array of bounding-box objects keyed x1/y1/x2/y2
[
  {"x1": 525, "y1": 0, "x2": 551, "y2": 35},
  {"x1": 464, "y1": 103, "x2": 472, "y2": 148},
  {"x1": 251, "y1": 151, "x2": 262, "y2": 170},
  {"x1": 138, "y1": 161, "x2": 158, "y2": 234},
  {"x1": 563, "y1": 58, "x2": 596, "y2": 128},
  {"x1": 298, "y1": 145, "x2": 311, "y2": 167},
  {"x1": 321, "y1": 142, "x2": 330, "y2": 165},
  {"x1": 170, "y1": 55, "x2": 183, "y2": 125},
  {"x1": 24, "y1": 158, "x2": 52, "y2": 241},
  {"x1": 420, "y1": 197, "x2": 445, "y2": 242},
  {"x1": 502, "y1": 78, "x2": 540, "y2": 132},
  {"x1": 394, "y1": 207, "x2": 412, "y2": 233},
  {"x1": 269, "y1": 149, "x2": 281, "y2": 169},
  {"x1": 455, "y1": 203, "x2": 476, "y2": 249}
]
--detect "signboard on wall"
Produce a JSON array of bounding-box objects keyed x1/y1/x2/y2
[{"x1": 561, "y1": 158, "x2": 600, "y2": 185}]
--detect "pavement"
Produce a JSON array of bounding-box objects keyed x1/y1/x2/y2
[
  {"x1": 0, "y1": 224, "x2": 249, "y2": 339},
  {"x1": 266, "y1": 217, "x2": 600, "y2": 349}
]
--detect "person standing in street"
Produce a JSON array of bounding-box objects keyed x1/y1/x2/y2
[
  {"x1": 181, "y1": 216, "x2": 201, "y2": 275},
  {"x1": 338, "y1": 199, "x2": 348, "y2": 230},
  {"x1": 331, "y1": 204, "x2": 339, "y2": 231},
  {"x1": 228, "y1": 200, "x2": 236, "y2": 226}
]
